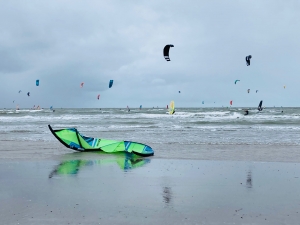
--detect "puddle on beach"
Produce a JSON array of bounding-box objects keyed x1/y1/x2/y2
[
  {"x1": 48, "y1": 152, "x2": 151, "y2": 178},
  {"x1": 1, "y1": 157, "x2": 300, "y2": 224}
]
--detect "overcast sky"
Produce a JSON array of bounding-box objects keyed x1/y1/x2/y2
[{"x1": 1, "y1": 0, "x2": 300, "y2": 108}]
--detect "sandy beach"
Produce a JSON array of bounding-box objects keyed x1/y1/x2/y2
[
  {"x1": 1, "y1": 0, "x2": 300, "y2": 222},
  {"x1": 1, "y1": 141, "x2": 300, "y2": 225}
]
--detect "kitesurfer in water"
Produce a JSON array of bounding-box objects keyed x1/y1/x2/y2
[
  {"x1": 257, "y1": 100, "x2": 263, "y2": 111},
  {"x1": 244, "y1": 110, "x2": 249, "y2": 115}
]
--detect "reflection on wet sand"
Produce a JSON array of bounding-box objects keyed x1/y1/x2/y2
[
  {"x1": 162, "y1": 187, "x2": 172, "y2": 205},
  {"x1": 246, "y1": 170, "x2": 252, "y2": 188},
  {"x1": 49, "y1": 152, "x2": 150, "y2": 178}
]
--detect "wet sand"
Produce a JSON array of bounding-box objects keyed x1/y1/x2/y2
[
  {"x1": 1, "y1": 149, "x2": 300, "y2": 225},
  {"x1": 2, "y1": 140, "x2": 300, "y2": 162}
]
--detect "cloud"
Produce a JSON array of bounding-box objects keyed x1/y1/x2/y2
[{"x1": 1, "y1": 0, "x2": 300, "y2": 108}]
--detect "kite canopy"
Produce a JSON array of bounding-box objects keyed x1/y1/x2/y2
[
  {"x1": 230, "y1": 100, "x2": 232, "y2": 105},
  {"x1": 258, "y1": 100, "x2": 263, "y2": 111},
  {"x1": 245, "y1": 55, "x2": 252, "y2": 66},
  {"x1": 36, "y1": 80, "x2": 39, "y2": 86},
  {"x1": 27, "y1": 92, "x2": 30, "y2": 96},
  {"x1": 48, "y1": 125, "x2": 154, "y2": 157},
  {"x1": 235, "y1": 79, "x2": 240, "y2": 84},
  {"x1": 247, "y1": 89, "x2": 250, "y2": 93},
  {"x1": 80, "y1": 82, "x2": 84, "y2": 88},
  {"x1": 109, "y1": 80, "x2": 114, "y2": 88},
  {"x1": 163, "y1": 44, "x2": 174, "y2": 61},
  {"x1": 169, "y1": 101, "x2": 175, "y2": 114},
  {"x1": 97, "y1": 94, "x2": 100, "y2": 100}
]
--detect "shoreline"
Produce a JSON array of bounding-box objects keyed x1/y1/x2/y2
[{"x1": 1, "y1": 139, "x2": 300, "y2": 163}]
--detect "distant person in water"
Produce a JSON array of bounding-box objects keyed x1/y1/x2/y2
[{"x1": 244, "y1": 110, "x2": 249, "y2": 115}]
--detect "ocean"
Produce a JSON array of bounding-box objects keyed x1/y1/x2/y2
[
  {"x1": 2, "y1": 107, "x2": 300, "y2": 225},
  {"x1": 0, "y1": 107, "x2": 300, "y2": 161}
]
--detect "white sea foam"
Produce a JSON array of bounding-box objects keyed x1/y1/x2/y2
[{"x1": 1, "y1": 108, "x2": 300, "y2": 149}]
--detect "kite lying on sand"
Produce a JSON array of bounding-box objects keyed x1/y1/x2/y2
[{"x1": 48, "y1": 125, "x2": 154, "y2": 157}]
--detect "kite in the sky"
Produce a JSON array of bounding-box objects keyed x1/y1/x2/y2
[
  {"x1": 97, "y1": 94, "x2": 100, "y2": 100},
  {"x1": 230, "y1": 100, "x2": 232, "y2": 105},
  {"x1": 235, "y1": 80, "x2": 240, "y2": 84},
  {"x1": 109, "y1": 80, "x2": 113, "y2": 88},
  {"x1": 247, "y1": 89, "x2": 250, "y2": 93},
  {"x1": 256, "y1": 90, "x2": 258, "y2": 93},
  {"x1": 18, "y1": 90, "x2": 21, "y2": 93},
  {"x1": 36, "y1": 80, "x2": 39, "y2": 86},
  {"x1": 245, "y1": 55, "x2": 252, "y2": 66},
  {"x1": 27, "y1": 92, "x2": 30, "y2": 96},
  {"x1": 80, "y1": 82, "x2": 84, "y2": 88},
  {"x1": 179, "y1": 91, "x2": 181, "y2": 93},
  {"x1": 163, "y1": 44, "x2": 174, "y2": 61}
]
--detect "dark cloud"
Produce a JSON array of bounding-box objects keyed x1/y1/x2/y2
[{"x1": 1, "y1": 0, "x2": 300, "y2": 108}]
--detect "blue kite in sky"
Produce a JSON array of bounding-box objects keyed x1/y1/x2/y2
[{"x1": 109, "y1": 80, "x2": 113, "y2": 88}]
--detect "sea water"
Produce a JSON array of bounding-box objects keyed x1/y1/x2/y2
[{"x1": 0, "y1": 107, "x2": 300, "y2": 161}]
